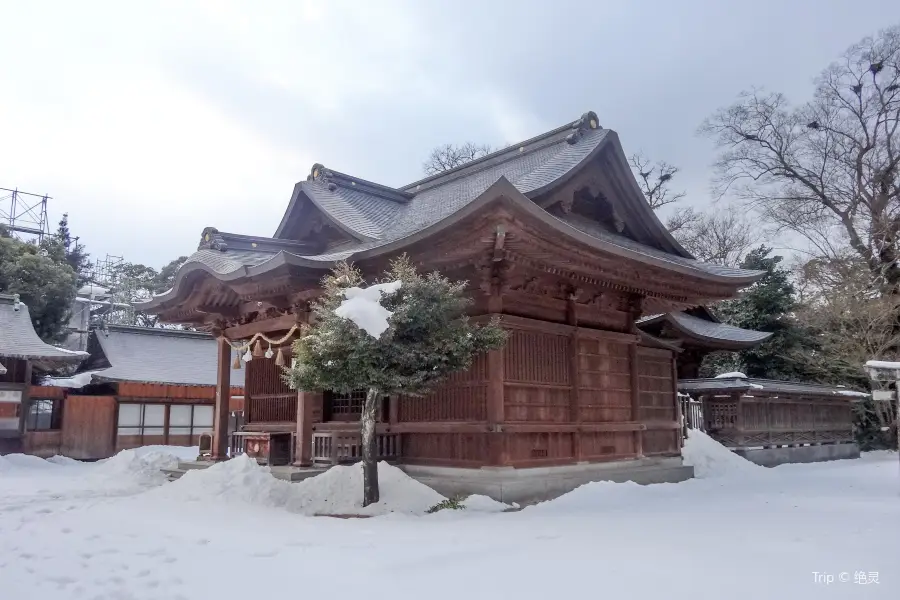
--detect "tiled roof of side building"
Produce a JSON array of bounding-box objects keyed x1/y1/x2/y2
[
  {"x1": 677, "y1": 377, "x2": 869, "y2": 398},
  {"x1": 79, "y1": 325, "x2": 246, "y2": 387},
  {"x1": 0, "y1": 294, "x2": 88, "y2": 366}
]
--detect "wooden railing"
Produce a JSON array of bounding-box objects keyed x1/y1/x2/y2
[{"x1": 312, "y1": 431, "x2": 401, "y2": 466}]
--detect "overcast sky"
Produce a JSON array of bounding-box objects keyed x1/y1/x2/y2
[{"x1": 2, "y1": 0, "x2": 897, "y2": 268}]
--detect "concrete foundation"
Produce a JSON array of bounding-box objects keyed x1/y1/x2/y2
[
  {"x1": 165, "y1": 460, "x2": 326, "y2": 482},
  {"x1": 734, "y1": 443, "x2": 860, "y2": 467},
  {"x1": 399, "y1": 456, "x2": 694, "y2": 505}
]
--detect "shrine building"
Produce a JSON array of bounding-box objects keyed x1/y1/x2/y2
[{"x1": 140, "y1": 111, "x2": 768, "y2": 502}]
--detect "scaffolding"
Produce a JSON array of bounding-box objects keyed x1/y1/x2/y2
[{"x1": 0, "y1": 187, "x2": 51, "y2": 242}]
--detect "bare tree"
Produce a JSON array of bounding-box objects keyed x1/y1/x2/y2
[
  {"x1": 665, "y1": 205, "x2": 760, "y2": 267},
  {"x1": 629, "y1": 152, "x2": 686, "y2": 210},
  {"x1": 700, "y1": 25, "x2": 900, "y2": 290},
  {"x1": 423, "y1": 142, "x2": 493, "y2": 175}
]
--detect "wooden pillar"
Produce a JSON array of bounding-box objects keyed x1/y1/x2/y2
[
  {"x1": 17, "y1": 361, "x2": 33, "y2": 437},
  {"x1": 671, "y1": 355, "x2": 683, "y2": 449},
  {"x1": 211, "y1": 337, "x2": 231, "y2": 461},
  {"x1": 293, "y1": 391, "x2": 315, "y2": 467},
  {"x1": 486, "y1": 317, "x2": 506, "y2": 466},
  {"x1": 388, "y1": 394, "x2": 399, "y2": 424},
  {"x1": 566, "y1": 297, "x2": 582, "y2": 461},
  {"x1": 629, "y1": 344, "x2": 643, "y2": 458}
]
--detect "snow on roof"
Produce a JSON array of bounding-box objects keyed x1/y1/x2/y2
[
  {"x1": 865, "y1": 360, "x2": 900, "y2": 370},
  {"x1": 715, "y1": 372, "x2": 747, "y2": 379},
  {"x1": 334, "y1": 281, "x2": 402, "y2": 338}
]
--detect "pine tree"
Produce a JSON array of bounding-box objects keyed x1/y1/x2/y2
[
  {"x1": 42, "y1": 214, "x2": 90, "y2": 283},
  {"x1": 287, "y1": 257, "x2": 507, "y2": 506},
  {"x1": 703, "y1": 246, "x2": 819, "y2": 380}
]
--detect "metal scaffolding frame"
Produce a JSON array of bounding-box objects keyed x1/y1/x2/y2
[{"x1": 0, "y1": 187, "x2": 51, "y2": 242}]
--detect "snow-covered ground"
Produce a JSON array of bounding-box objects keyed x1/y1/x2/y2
[{"x1": 1, "y1": 436, "x2": 897, "y2": 600}]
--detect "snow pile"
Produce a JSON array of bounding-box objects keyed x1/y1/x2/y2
[
  {"x1": 95, "y1": 448, "x2": 186, "y2": 479},
  {"x1": 0, "y1": 453, "x2": 61, "y2": 472},
  {"x1": 682, "y1": 430, "x2": 762, "y2": 478},
  {"x1": 155, "y1": 456, "x2": 446, "y2": 516},
  {"x1": 334, "y1": 280, "x2": 402, "y2": 338},
  {"x1": 715, "y1": 371, "x2": 747, "y2": 379},
  {"x1": 461, "y1": 494, "x2": 516, "y2": 512},
  {"x1": 288, "y1": 461, "x2": 444, "y2": 515},
  {"x1": 154, "y1": 455, "x2": 294, "y2": 508}
]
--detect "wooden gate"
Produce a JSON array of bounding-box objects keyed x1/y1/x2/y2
[{"x1": 61, "y1": 395, "x2": 116, "y2": 459}]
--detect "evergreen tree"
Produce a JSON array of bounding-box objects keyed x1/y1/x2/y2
[
  {"x1": 287, "y1": 257, "x2": 507, "y2": 506},
  {"x1": 42, "y1": 214, "x2": 90, "y2": 283},
  {"x1": 0, "y1": 235, "x2": 77, "y2": 342},
  {"x1": 703, "y1": 246, "x2": 819, "y2": 380}
]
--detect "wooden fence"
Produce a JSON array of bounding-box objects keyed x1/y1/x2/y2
[{"x1": 679, "y1": 394, "x2": 704, "y2": 438}]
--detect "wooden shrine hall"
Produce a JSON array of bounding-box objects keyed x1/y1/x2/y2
[{"x1": 140, "y1": 111, "x2": 766, "y2": 502}]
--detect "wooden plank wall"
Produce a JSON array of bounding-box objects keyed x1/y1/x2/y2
[
  {"x1": 395, "y1": 316, "x2": 679, "y2": 468},
  {"x1": 60, "y1": 395, "x2": 116, "y2": 459}
]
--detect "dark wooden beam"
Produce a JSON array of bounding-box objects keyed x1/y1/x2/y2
[{"x1": 224, "y1": 314, "x2": 299, "y2": 340}]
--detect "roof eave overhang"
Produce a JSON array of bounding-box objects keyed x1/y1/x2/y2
[{"x1": 658, "y1": 315, "x2": 774, "y2": 350}]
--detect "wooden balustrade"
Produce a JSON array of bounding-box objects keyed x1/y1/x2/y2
[{"x1": 312, "y1": 431, "x2": 401, "y2": 466}]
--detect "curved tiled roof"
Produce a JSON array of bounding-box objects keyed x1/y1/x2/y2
[
  {"x1": 141, "y1": 111, "x2": 766, "y2": 312},
  {"x1": 0, "y1": 294, "x2": 88, "y2": 366},
  {"x1": 636, "y1": 311, "x2": 772, "y2": 349}
]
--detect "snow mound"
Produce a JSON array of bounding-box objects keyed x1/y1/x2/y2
[
  {"x1": 131, "y1": 445, "x2": 199, "y2": 461},
  {"x1": 461, "y1": 494, "x2": 516, "y2": 512},
  {"x1": 96, "y1": 448, "x2": 183, "y2": 478},
  {"x1": 288, "y1": 461, "x2": 444, "y2": 516},
  {"x1": 154, "y1": 455, "x2": 293, "y2": 508},
  {"x1": 715, "y1": 371, "x2": 747, "y2": 379},
  {"x1": 156, "y1": 457, "x2": 446, "y2": 516},
  {"x1": 46, "y1": 455, "x2": 84, "y2": 466},
  {"x1": 682, "y1": 430, "x2": 762, "y2": 478},
  {"x1": 0, "y1": 453, "x2": 61, "y2": 472}
]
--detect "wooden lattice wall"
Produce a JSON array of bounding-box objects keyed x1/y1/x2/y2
[{"x1": 245, "y1": 347, "x2": 297, "y2": 424}]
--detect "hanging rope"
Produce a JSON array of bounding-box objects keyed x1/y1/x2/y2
[{"x1": 225, "y1": 324, "x2": 301, "y2": 353}]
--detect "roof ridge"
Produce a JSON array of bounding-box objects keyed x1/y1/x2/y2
[
  {"x1": 412, "y1": 112, "x2": 601, "y2": 191},
  {"x1": 198, "y1": 228, "x2": 316, "y2": 253},
  {"x1": 100, "y1": 325, "x2": 213, "y2": 339},
  {"x1": 401, "y1": 111, "x2": 601, "y2": 193},
  {"x1": 306, "y1": 164, "x2": 413, "y2": 203}
]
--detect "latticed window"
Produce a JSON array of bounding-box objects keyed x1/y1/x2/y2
[
  {"x1": 325, "y1": 389, "x2": 366, "y2": 421},
  {"x1": 323, "y1": 390, "x2": 389, "y2": 422}
]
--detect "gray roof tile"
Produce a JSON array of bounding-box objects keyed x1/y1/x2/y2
[
  {"x1": 81, "y1": 326, "x2": 245, "y2": 387},
  {"x1": 145, "y1": 112, "x2": 766, "y2": 308},
  {"x1": 678, "y1": 377, "x2": 868, "y2": 398},
  {"x1": 0, "y1": 294, "x2": 88, "y2": 365}
]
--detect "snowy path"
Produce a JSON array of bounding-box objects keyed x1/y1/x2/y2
[{"x1": 1, "y1": 448, "x2": 897, "y2": 600}]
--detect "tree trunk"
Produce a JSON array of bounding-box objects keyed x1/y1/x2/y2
[{"x1": 360, "y1": 387, "x2": 380, "y2": 507}]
